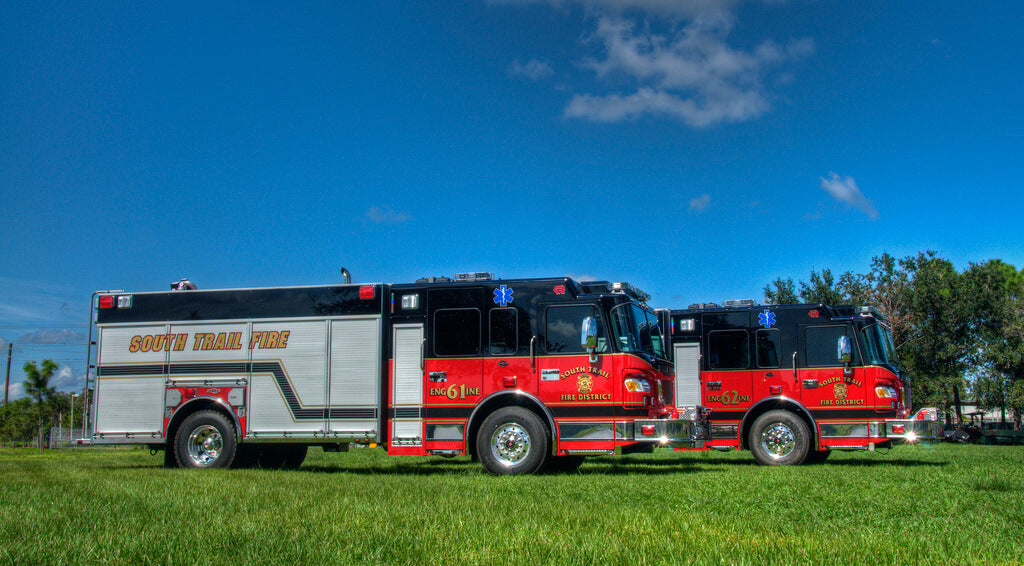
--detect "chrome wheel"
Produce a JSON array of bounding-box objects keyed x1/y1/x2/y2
[
  {"x1": 490, "y1": 423, "x2": 532, "y2": 467},
  {"x1": 760, "y1": 423, "x2": 796, "y2": 459},
  {"x1": 186, "y1": 424, "x2": 224, "y2": 466}
]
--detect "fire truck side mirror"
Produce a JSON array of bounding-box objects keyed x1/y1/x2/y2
[
  {"x1": 837, "y1": 335, "x2": 853, "y2": 376},
  {"x1": 837, "y1": 335, "x2": 852, "y2": 363},
  {"x1": 581, "y1": 316, "x2": 599, "y2": 363}
]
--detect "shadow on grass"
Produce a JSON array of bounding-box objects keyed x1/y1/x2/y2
[
  {"x1": 295, "y1": 456, "x2": 718, "y2": 476},
  {"x1": 822, "y1": 458, "x2": 948, "y2": 467}
]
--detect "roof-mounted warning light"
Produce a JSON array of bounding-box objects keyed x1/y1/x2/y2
[
  {"x1": 857, "y1": 305, "x2": 887, "y2": 322},
  {"x1": 171, "y1": 278, "x2": 197, "y2": 291},
  {"x1": 723, "y1": 299, "x2": 756, "y2": 308},
  {"x1": 98, "y1": 295, "x2": 133, "y2": 309},
  {"x1": 611, "y1": 282, "x2": 650, "y2": 302},
  {"x1": 454, "y1": 272, "x2": 495, "y2": 282}
]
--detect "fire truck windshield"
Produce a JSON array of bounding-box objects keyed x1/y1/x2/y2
[
  {"x1": 610, "y1": 303, "x2": 667, "y2": 360},
  {"x1": 860, "y1": 323, "x2": 898, "y2": 367}
]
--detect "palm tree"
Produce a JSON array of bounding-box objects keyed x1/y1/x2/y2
[{"x1": 23, "y1": 360, "x2": 58, "y2": 452}]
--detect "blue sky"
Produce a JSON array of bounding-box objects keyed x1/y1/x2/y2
[{"x1": 2, "y1": 1, "x2": 1023, "y2": 398}]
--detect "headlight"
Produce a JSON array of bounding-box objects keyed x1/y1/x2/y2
[
  {"x1": 624, "y1": 377, "x2": 651, "y2": 393},
  {"x1": 875, "y1": 386, "x2": 898, "y2": 399}
]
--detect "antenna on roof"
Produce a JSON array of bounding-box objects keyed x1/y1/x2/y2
[{"x1": 340, "y1": 267, "x2": 351, "y2": 284}]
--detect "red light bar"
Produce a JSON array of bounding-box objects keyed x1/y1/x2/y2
[
  {"x1": 359, "y1": 286, "x2": 375, "y2": 299},
  {"x1": 98, "y1": 296, "x2": 115, "y2": 309}
]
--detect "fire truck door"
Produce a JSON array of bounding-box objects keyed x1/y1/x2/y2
[
  {"x1": 537, "y1": 304, "x2": 614, "y2": 415},
  {"x1": 702, "y1": 330, "x2": 754, "y2": 417},
  {"x1": 752, "y1": 327, "x2": 797, "y2": 402},
  {"x1": 798, "y1": 324, "x2": 867, "y2": 417},
  {"x1": 483, "y1": 306, "x2": 534, "y2": 396},
  {"x1": 391, "y1": 323, "x2": 424, "y2": 446}
]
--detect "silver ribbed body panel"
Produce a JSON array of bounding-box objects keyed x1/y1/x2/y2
[
  {"x1": 328, "y1": 317, "x2": 381, "y2": 437},
  {"x1": 673, "y1": 343, "x2": 701, "y2": 407},
  {"x1": 391, "y1": 324, "x2": 423, "y2": 444}
]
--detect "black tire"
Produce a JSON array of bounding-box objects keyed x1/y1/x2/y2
[
  {"x1": 244, "y1": 445, "x2": 308, "y2": 469},
  {"x1": 174, "y1": 410, "x2": 237, "y2": 469},
  {"x1": 476, "y1": 407, "x2": 549, "y2": 475},
  {"x1": 233, "y1": 444, "x2": 259, "y2": 468},
  {"x1": 264, "y1": 445, "x2": 307, "y2": 469},
  {"x1": 748, "y1": 410, "x2": 811, "y2": 466},
  {"x1": 163, "y1": 445, "x2": 177, "y2": 468},
  {"x1": 543, "y1": 455, "x2": 585, "y2": 474},
  {"x1": 803, "y1": 449, "x2": 831, "y2": 464},
  {"x1": 280, "y1": 445, "x2": 308, "y2": 469}
]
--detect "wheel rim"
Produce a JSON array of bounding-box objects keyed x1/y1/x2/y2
[
  {"x1": 490, "y1": 422, "x2": 531, "y2": 467},
  {"x1": 760, "y1": 423, "x2": 796, "y2": 459},
  {"x1": 186, "y1": 425, "x2": 223, "y2": 466}
]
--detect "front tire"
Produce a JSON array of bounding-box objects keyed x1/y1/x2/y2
[
  {"x1": 174, "y1": 410, "x2": 237, "y2": 469},
  {"x1": 477, "y1": 407, "x2": 549, "y2": 475},
  {"x1": 748, "y1": 410, "x2": 811, "y2": 466}
]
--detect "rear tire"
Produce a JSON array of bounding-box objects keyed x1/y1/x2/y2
[
  {"x1": 543, "y1": 455, "x2": 585, "y2": 474},
  {"x1": 242, "y1": 445, "x2": 308, "y2": 469},
  {"x1": 477, "y1": 407, "x2": 549, "y2": 475},
  {"x1": 748, "y1": 410, "x2": 811, "y2": 466},
  {"x1": 174, "y1": 410, "x2": 237, "y2": 469}
]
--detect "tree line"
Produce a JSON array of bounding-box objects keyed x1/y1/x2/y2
[
  {"x1": 0, "y1": 361, "x2": 88, "y2": 448},
  {"x1": 764, "y1": 251, "x2": 1024, "y2": 425}
]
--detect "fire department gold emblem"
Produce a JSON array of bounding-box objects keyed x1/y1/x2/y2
[
  {"x1": 834, "y1": 382, "x2": 848, "y2": 400},
  {"x1": 577, "y1": 374, "x2": 593, "y2": 394}
]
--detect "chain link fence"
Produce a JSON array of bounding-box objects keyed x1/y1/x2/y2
[{"x1": 47, "y1": 427, "x2": 86, "y2": 449}]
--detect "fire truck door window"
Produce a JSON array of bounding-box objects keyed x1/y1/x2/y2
[
  {"x1": 756, "y1": 329, "x2": 781, "y2": 368},
  {"x1": 545, "y1": 305, "x2": 605, "y2": 354},
  {"x1": 433, "y1": 308, "x2": 481, "y2": 357},
  {"x1": 707, "y1": 330, "x2": 750, "y2": 369},
  {"x1": 804, "y1": 325, "x2": 857, "y2": 367},
  {"x1": 489, "y1": 308, "x2": 517, "y2": 355}
]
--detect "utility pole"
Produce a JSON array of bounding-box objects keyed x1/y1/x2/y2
[{"x1": 4, "y1": 342, "x2": 11, "y2": 405}]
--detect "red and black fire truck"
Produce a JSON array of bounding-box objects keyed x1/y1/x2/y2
[
  {"x1": 659, "y1": 300, "x2": 942, "y2": 465},
  {"x1": 84, "y1": 273, "x2": 705, "y2": 475}
]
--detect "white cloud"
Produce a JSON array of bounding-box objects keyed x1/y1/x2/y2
[
  {"x1": 365, "y1": 206, "x2": 411, "y2": 224},
  {"x1": 18, "y1": 328, "x2": 87, "y2": 345},
  {"x1": 564, "y1": 15, "x2": 813, "y2": 127},
  {"x1": 509, "y1": 59, "x2": 555, "y2": 80},
  {"x1": 495, "y1": 1, "x2": 813, "y2": 127},
  {"x1": 819, "y1": 172, "x2": 879, "y2": 220},
  {"x1": 491, "y1": 0, "x2": 741, "y2": 18},
  {"x1": 52, "y1": 365, "x2": 83, "y2": 390},
  {"x1": 6, "y1": 381, "x2": 24, "y2": 401},
  {"x1": 689, "y1": 193, "x2": 711, "y2": 211}
]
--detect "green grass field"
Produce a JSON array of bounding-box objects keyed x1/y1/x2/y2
[{"x1": 1, "y1": 444, "x2": 1021, "y2": 565}]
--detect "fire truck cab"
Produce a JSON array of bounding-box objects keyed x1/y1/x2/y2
[
  {"x1": 86, "y1": 274, "x2": 705, "y2": 475},
  {"x1": 660, "y1": 301, "x2": 942, "y2": 465}
]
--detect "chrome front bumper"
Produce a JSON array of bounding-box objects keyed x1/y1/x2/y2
[
  {"x1": 632, "y1": 407, "x2": 710, "y2": 448},
  {"x1": 884, "y1": 416, "x2": 943, "y2": 444}
]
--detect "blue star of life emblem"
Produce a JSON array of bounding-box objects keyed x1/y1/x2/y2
[
  {"x1": 493, "y1": 285, "x2": 514, "y2": 307},
  {"x1": 758, "y1": 309, "x2": 776, "y2": 328}
]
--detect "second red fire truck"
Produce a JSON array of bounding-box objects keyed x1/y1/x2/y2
[{"x1": 659, "y1": 300, "x2": 942, "y2": 465}]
